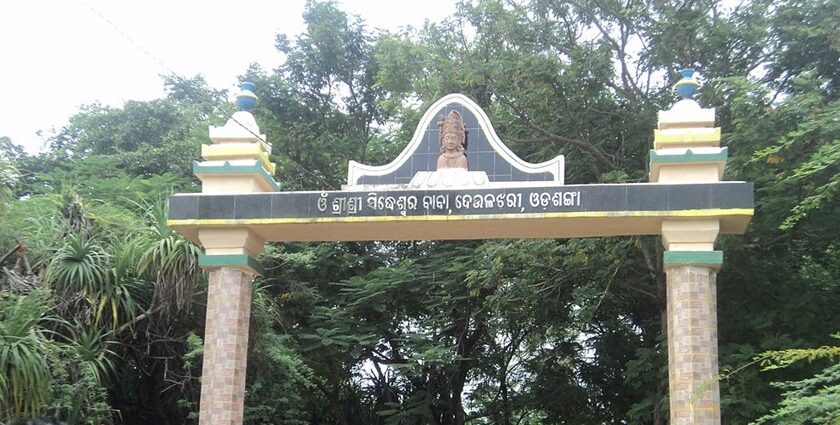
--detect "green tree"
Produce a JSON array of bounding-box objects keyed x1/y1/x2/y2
[
  {"x1": 0, "y1": 291, "x2": 55, "y2": 421},
  {"x1": 751, "y1": 338, "x2": 840, "y2": 424},
  {"x1": 3, "y1": 0, "x2": 840, "y2": 423}
]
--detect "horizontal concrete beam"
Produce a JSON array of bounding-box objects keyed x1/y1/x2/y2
[{"x1": 168, "y1": 182, "x2": 753, "y2": 243}]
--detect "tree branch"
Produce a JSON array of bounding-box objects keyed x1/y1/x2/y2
[
  {"x1": 0, "y1": 243, "x2": 21, "y2": 266},
  {"x1": 117, "y1": 303, "x2": 166, "y2": 334},
  {"x1": 498, "y1": 94, "x2": 618, "y2": 170}
]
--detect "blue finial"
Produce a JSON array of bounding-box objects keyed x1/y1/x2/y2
[
  {"x1": 674, "y1": 68, "x2": 700, "y2": 100},
  {"x1": 236, "y1": 82, "x2": 258, "y2": 111}
]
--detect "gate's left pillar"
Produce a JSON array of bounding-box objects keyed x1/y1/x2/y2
[
  {"x1": 191, "y1": 82, "x2": 278, "y2": 425},
  {"x1": 197, "y1": 228, "x2": 264, "y2": 424},
  {"x1": 199, "y1": 265, "x2": 256, "y2": 424}
]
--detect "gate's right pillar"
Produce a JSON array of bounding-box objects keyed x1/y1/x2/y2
[
  {"x1": 662, "y1": 222, "x2": 722, "y2": 424},
  {"x1": 651, "y1": 69, "x2": 728, "y2": 424}
]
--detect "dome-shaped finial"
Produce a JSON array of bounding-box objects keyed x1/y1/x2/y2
[
  {"x1": 236, "y1": 82, "x2": 258, "y2": 111},
  {"x1": 674, "y1": 68, "x2": 700, "y2": 100}
]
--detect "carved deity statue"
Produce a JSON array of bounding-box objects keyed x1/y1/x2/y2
[{"x1": 436, "y1": 111, "x2": 469, "y2": 170}]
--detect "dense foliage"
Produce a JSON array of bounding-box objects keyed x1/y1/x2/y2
[{"x1": 1, "y1": 0, "x2": 839, "y2": 423}]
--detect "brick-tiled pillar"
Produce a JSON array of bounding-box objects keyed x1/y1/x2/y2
[
  {"x1": 199, "y1": 267, "x2": 255, "y2": 425},
  {"x1": 654, "y1": 67, "x2": 728, "y2": 423},
  {"x1": 666, "y1": 265, "x2": 720, "y2": 424}
]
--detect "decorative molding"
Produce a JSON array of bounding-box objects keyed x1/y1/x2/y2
[
  {"x1": 346, "y1": 93, "x2": 564, "y2": 186},
  {"x1": 649, "y1": 147, "x2": 728, "y2": 164},
  {"x1": 663, "y1": 250, "x2": 723, "y2": 269},
  {"x1": 654, "y1": 127, "x2": 721, "y2": 149},
  {"x1": 198, "y1": 254, "x2": 263, "y2": 275},
  {"x1": 208, "y1": 111, "x2": 265, "y2": 144},
  {"x1": 193, "y1": 161, "x2": 281, "y2": 192},
  {"x1": 657, "y1": 99, "x2": 715, "y2": 129},
  {"x1": 649, "y1": 147, "x2": 728, "y2": 182},
  {"x1": 661, "y1": 219, "x2": 720, "y2": 251},
  {"x1": 201, "y1": 144, "x2": 276, "y2": 174}
]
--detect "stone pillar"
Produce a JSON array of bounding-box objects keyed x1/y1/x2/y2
[
  {"x1": 199, "y1": 267, "x2": 255, "y2": 425},
  {"x1": 652, "y1": 69, "x2": 728, "y2": 423},
  {"x1": 666, "y1": 264, "x2": 720, "y2": 424},
  {"x1": 196, "y1": 228, "x2": 263, "y2": 425},
  {"x1": 662, "y1": 220, "x2": 723, "y2": 424},
  {"x1": 190, "y1": 83, "x2": 276, "y2": 424}
]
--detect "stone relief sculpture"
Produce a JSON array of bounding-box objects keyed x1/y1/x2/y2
[{"x1": 436, "y1": 110, "x2": 469, "y2": 170}]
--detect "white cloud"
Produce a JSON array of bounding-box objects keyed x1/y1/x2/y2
[{"x1": 0, "y1": 0, "x2": 454, "y2": 153}]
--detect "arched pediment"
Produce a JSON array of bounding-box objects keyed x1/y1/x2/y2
[{"x1": 346, "y1": 94, "x2": 564, "y2": 188}]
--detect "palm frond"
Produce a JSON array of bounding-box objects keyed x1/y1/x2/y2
[
  {"x1": 0, "y1": 290, "x2": 61, "y2": 420},
  {"x1": 138, "y1": 200, "x2": 202, "y2": 320}
]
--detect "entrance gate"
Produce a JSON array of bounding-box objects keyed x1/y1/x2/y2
[{"x1": 168, "y1": 71, "x2": 753, "y2": 425}]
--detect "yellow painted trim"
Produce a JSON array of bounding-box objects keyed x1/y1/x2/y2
[
  {"x1": 654, "y1": 128, "x2": 721, "y2": 149},
  {"x1": 168, "y1": 208, "x2": 754, "y2": 227},
  {"x1": 655, "y1": 127, "x2": 721, "y2": 141},
  {"x1": 206, "y1": 139, "x2": 272, "y2": 154},
  {"x1": 201, "y1": 144, "x2": 276, "y2": 174}
]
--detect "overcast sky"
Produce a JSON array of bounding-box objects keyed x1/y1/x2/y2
[{"x1": 0, "y1": 0, "x2": 455, "y2": 153}]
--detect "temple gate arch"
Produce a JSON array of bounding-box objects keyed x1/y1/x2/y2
[{"x1": 169, "y1": 70, "x2": 753, "y2": 425}]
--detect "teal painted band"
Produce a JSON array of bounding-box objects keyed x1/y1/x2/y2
[
  {"x1": 193, "y1": 161, "x2": 281, "y2": 192},
  {"x1": 649, "y1": 147, "x2": 728, "y2": 164},
  {"x1": 663, "y1": 250, "x2": 723, "y2": 267},
  {"x1": 198, "y1": 254, "x2": 263, "y2": 275}
]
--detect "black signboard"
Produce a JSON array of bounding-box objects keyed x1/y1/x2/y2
[{"x1": 168, "y1": 182, "x2": 753, "y2": 221}]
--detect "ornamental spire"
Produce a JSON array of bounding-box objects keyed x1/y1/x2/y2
[
  {"x1": 236, "y1": 82, "x2": 258, "y2": 111},
  {"x1": 197, "y1": 81, "x2": 280, "y2": 194},
  {"x1": 674, "y1": 68, "x2": 701, "y2": 100}
]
